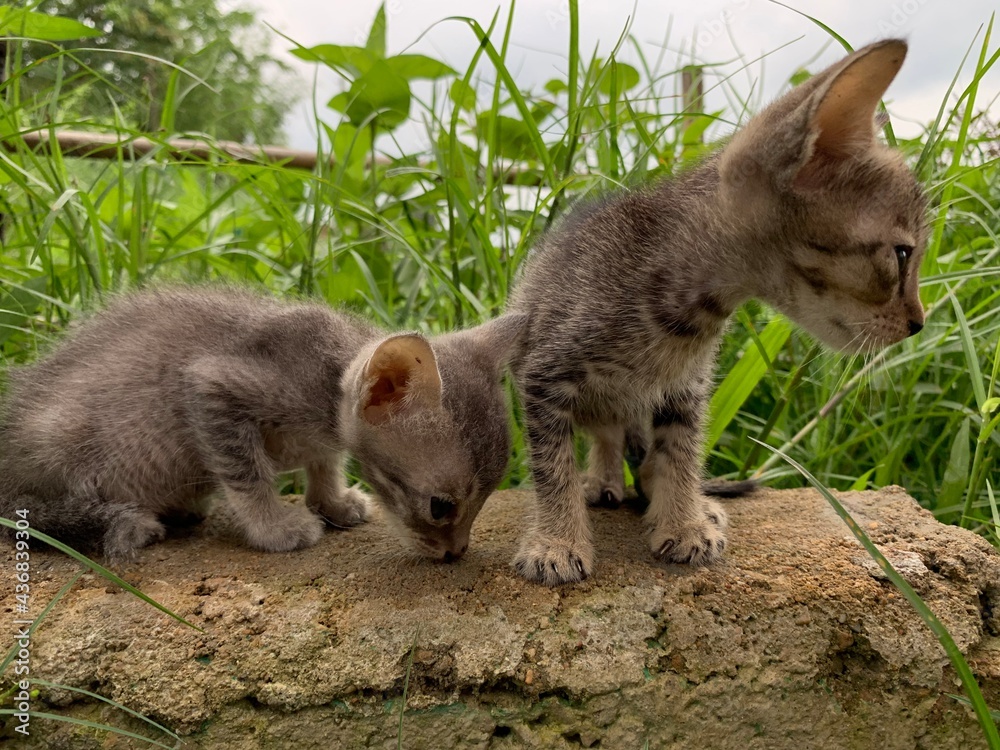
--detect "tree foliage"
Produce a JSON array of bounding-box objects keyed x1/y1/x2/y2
[{"x1": 12, "y1": 0, "x2": 297, "y2": 143}]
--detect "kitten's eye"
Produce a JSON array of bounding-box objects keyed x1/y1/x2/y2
[
  {"x1": 430, "y1": 495, "x2": 456, "y2": 521},
  {"x1": 895, "y1": 245, "x2": 913, "y2": 271}
]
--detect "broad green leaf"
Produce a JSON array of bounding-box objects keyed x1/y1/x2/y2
[
  {"x1": 544, "y1": 78, "x2": 568, "y2": 95},
  {"x1": 327, "y1": 91, "x2": 350, "y2": 114},
  {"x1": 345, "y1": 59, "x2": 411, "y2": 130},
  {"x1": 530, "y1": 100, "x2": 557, "y2": 124},
  {"x1": 0, "y1": 7, "x2": 102, "y2": 41},
  {"x1": 596, "y1": 61, "x2": 639, "y2": 95},
  {"x1": 386, "y1": 54, "x2": 456, "y2": 80},
  {"x1": 982, "y1": 397, "x2": 1000, "y2": 415},
  {"x1": 366, "y1": 3, "x2": 387, "y2": 59},
  {"x1": 476, "y1": 113, "x2": 534, "y2": 161},
  {"x1": 682, "y1": 110, "x2": 723, "y2": 146},
  {"x1": 707, "y1": 316, "x2": 792, "y2": 452},
  {"x1": 449, "y1": 79, "x2": 476, "y2": 111},
  {"x1": 940, "y1": 417, "x2": 971, "y2": 510},
  {"x1": 290, "y1": 44, "x2": 375, "y2": 76},
  {"x1": 332, "y1": 121, "x2": 372, "y2": 184}
]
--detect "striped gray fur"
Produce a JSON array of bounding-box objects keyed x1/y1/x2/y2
[
  {"x1": 508, "y1": 40, "x2": 928, "y2": 585},
  {"x1": 0, "y1": 287, "x2": 526, "y2": 562}
]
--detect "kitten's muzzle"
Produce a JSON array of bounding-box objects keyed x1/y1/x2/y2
[
  {"x1": 907, "y1": 319, "x2": 923, "y2": 337},
  {"x1": 420, "y1": 535, "x2": 469, "y2": 563}
]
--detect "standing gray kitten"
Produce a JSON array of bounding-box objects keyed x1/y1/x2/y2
[
  {"x1": 0, "y1": 288, "x2": 525, "y2": 561},
  {"x1": 509, "y1": 40, "x2": 927, "y2": 585}
]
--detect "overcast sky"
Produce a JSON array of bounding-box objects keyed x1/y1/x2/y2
[{"x1": 241, "y1": 0, "x2": 999, "y2": 149}]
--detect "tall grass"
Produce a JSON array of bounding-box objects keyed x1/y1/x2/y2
[{"x1": 2, "y1": 4, "x2": 996, "y2": 535}]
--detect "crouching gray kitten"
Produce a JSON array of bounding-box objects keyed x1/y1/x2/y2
[
  {"x1": 510, "y1": 40, "x2": 927, "y2": 585},
  {"x1": 0, "y1": 287, "x2": 525, "y2": 561}
]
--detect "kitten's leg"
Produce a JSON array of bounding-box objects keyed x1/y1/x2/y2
[
  {"x1": 101, "y1": 503, "x2": 167, "y2": 561},
  {"x1": 624, "y1": 421, "x2": 651, "y2": 502},
  {"x1": 641, "y1": 390, "x2": 728, "y2": 565},
  {"x1": 305, "y1": 455, "x2": 371, "y2": 529},
  {"x1": 185, "y1": 360, "x2": 324, "y2": 552},
  {"x1": 582, "y1": 425, "x2": 626, "y2": 507},
  {"x1": 513, "y1": 391, "x2": 592, "y2": 585}
]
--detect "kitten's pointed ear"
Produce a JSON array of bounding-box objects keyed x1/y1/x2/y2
[
  {"x1": 361, "y1": 334, "x2": 442, "y2": 426},
  {"x1": 467, "y1": 313, "x2": 529, "y2": 368},
  {"x1": 795, "y1": 39, "x2": 906, "y2": 188}
]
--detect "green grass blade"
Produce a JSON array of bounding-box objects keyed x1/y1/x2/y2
[
  {"x1": 0, "y1": 570, "x2": 84, "y2": 677},
  {"x1": 396, "y1": 626, "x2": 420, "y2": 749},
  {"x1": 949, "y1": 288, "x2": 988, "y2": 410},
  {"x1": 926, "y1": 18, "x2": 995, "y2": 267},
  {"x1": 29, "y1": 679, "x2": 180, "y2": 741},
  {"x1": 768, "y1": 1, "x2": 853, "y2": 52},
  {"x1": 941, "y1": 416, "x2": 972, "y2": 512},
  {"x1": 0, "y1": 710, "x2": 178, "y2": 749},
  {"x1": 707, "y1": 315, "x2": 791, "y2": 452},
  {"x1": 987, "y1": 481, "x2": 1000, "y2": 544},
  {"x1": 447, "y1": 16, "x2": 556, "y2": 188},
  {"x1": 0, "y1": 518, "x2": 202, "y2": 632},
  {"x1": 755, "y1": 441, "x2": 1000, "y2": 748}
]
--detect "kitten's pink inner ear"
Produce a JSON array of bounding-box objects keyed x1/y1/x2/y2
[
  {"x1": 362, "y1": 335, "x2": 441, "y2": 425},
  {"x1": 810, "y1": 41, "x2": 906, "y2": 158}
]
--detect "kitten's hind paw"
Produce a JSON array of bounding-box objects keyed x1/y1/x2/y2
[
  {"x1": 649, "y1": 500, "x2": 728, "y2": 566},
  {"x1": 513, "y1": 534, "x2": 593, "y2": 586},
  {"x1": 582, "y1": 474, "x2": 624, "y2": 508},
  {"x1": 311, "y1": 486, "x2": 372, "y2": 529}
]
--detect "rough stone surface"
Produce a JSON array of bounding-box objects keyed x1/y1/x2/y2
[{"x1": 1, "y1": 486, "x2": 999, "y2": 748}]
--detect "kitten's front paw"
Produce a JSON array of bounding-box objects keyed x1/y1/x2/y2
[
  {"x1": 581, "y1": 473, "x2": 624, "y2": 507},
  {"x1": 247, "y1": 503, "x2": 325, "y2": 552},
  {"x1": 650, "y1": 500, "x2": 728, "y2": 566},
  {"x1": 310, "y1": 486, "x2": 372, "y2": 529},
  {"x1": 513, "y1": 533, "x2": 593, "y2": 586}
]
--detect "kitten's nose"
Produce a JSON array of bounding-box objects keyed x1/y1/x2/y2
[
  {"x1": 907, "y1": 320, "x2": 924, "y2": 337},
  {"x1": 442, "y1": 543, "x2": 468, "y2": 564}
]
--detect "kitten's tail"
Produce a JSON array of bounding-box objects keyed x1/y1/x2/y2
[
  {"x1": 624, "y1": 431, "x2": 759, "y2": 503},
  {"x1": 625, "y1": 477, "x2": 758, "y2": 507},
  {"x1": 701, "y1": 478, "x2": 758, "y2": 498}
]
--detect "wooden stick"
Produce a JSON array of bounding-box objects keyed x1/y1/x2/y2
[
  {"x1": 8, "y1": 129, "x2": 328, "y2": 170},
  {"x1": 4, "y1": 129, "x2": 541, "y2": 185}
]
